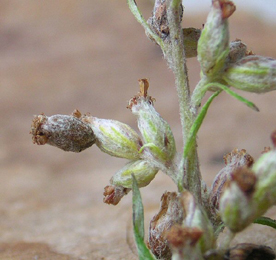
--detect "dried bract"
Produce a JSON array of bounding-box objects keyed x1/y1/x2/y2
[
  {"x1": 148, "y1": 192, "x2": 184, "y2": 259},
  {"x1": 103, "y1": 185, "x2": 130, "y2": 205}
]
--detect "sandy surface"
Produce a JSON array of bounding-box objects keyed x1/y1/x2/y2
[{"x1": 1, "y1": 1, "x2": 276, "y2": 259}]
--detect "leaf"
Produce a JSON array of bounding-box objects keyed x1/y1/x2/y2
[
  {"x1": 132, "y1": 174, "x2": 157, "y2": 260},
  {"x1": 205, "y1": 82, "x2": 259, "y2": 112},
  {"x1": 254, "y1": 216, "x2": 276, "y2": 230},
  {"x1": 184, "y1": 91, "x2": 220, "y2": 158},
  {"x1": 127, "y1": 0, "x2": 164, "y2": 50}
]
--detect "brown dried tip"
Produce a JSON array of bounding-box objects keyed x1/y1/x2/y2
[
  {"x1": 213, "y1": 0, "x2": 236, "y2": 19},
  {"x1": 225, "y1": 243, "x2": 275, "y2": 260},
  {"x1": 262, "y1": 147, "x2": 272, "y2": 154},
  {"x1": 127, "y1": 79, "x2": 155, "y2": 109},
  {"x1": 103, "y1": 185, "x2": 130, "y2": 205},
  {"x1": 30, "y1": 113, "x2": 96, "y2": 152},
  {"x1": 231, "y1": 167, "x2": 257, "y2": 196},
  {"x1": 223, "y1": 149, "x2": 254, "y2": 167},
  {"x1": 166, "y1": 225, "x2": 203, "y2": 248}
]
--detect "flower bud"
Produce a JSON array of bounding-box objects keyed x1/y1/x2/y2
[
  {"x1": 253, "y1": 148, "x2": 276, "y2": 212},
  {"x1": 197, "y1": 0, "x2": 235, "y2": 77},
  {"x1": 166, "y1": 225, "x2": 203, "y2": 259},
  {"x1": 180, "y1": 191, "x2": 215, "y2": 253},
  {"x1": 103, "y1": 185, "x2": 130, "y2": 205},
  {"x1": 89, "y1": 117, "x2": 143, "y2": 160},
  {"x1": 223, "y1": 55, "x2": 276, "y2": 93},
  {"x1": 129, "y1": 97, "x2": 176, "y2": 164},
  {"x1": 148, "y1": 192, "x2": 183, "y2": 259},
  {"x1": 219, "y1": 167, "x2": 257, "y2": 232},
  {"x1": 31, "y1": 114, "x2": 96, "y2": 152},
  {"x1": 209, "y1": 149, "x2": 254, "y2": 215},
  {"x1": 110, "y1": 160, "x2": 158, "y2": 189}
]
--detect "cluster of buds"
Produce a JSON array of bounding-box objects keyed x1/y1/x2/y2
[
  {"x1": 197, "y1": 0, "x2": 276, "y2": 95},
  {"x1": 31, "y1": 80, "x2": 177, "y2": 205},
  {"x1": 209, "y1": 131, "x2": 276, "y2": 233}
]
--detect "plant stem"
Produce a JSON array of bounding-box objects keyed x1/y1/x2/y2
[{"x1": 167, "y1": 0, "x2": 201, "y2": 201}]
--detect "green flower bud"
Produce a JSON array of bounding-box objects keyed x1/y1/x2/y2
[
  {"x1": 197, "y1": 0, "x2": 235, "y2": 77},
  {"x1": 209, "y1": 149, "x2": 254, "y2": 215},
  {"x1": 110, "y1": 160, "x2": 158, "y2": 188},
  {"x1": 90, "y1": 117, "x2": 142, "y2": 160},
  {"x1": 181, "y1": 191, "x2": 215, "y2": 253},
  {"x1": 219, "y1": 167, "x2": 257, "y2": 232},
  {"x1": 130, "y1": 98, "x2": 176, "y2": 164},
  {"x1": 253, "y1": 149, "x2": 276, "y2": 213},
  {"x1": 223, "y1": 55, "x2": 276, "y2": 93}
]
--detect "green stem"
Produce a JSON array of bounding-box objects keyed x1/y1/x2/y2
[
  {"x1": 127, "y1": 0, "x2": 165, "y2": 51},
  {"x1": 167, "y1": 0, "x2": 201, "y2": 200}
]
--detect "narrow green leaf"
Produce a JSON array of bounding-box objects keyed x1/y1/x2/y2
[
  {"x1": 184, "y1": 91, "x2": 220, "y2": 158},
  {"x1": 132, "y1": 174, "x2": 157, "y2": 260},
  {"x1": 254, "y1": 216, "x2": 276, "y2": 230},
  {"x1": 205, "y1": 82, "x2": 259, "y2": 112},
  {"x1": 127, "y1": 0, "x2": 165, "y2": 50}
]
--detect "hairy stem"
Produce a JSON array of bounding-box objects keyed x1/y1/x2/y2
[{"x1": 167, "y1": 0, "x2": 202, "y2": 201}]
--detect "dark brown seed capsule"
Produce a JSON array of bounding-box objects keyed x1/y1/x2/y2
[{"x1": 31, "y1": 114, "x2": 96, "y2": 152}]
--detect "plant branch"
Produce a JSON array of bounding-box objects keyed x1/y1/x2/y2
[
  {"x1": 167, "y1": 0, "x2": 192, "y2": 140},
  {"x1": 127, "y1": 0, "x2": 165, "y2": 51},
  {"x1": 167, "y1": 0, "x2": 202, "y2": 201}
]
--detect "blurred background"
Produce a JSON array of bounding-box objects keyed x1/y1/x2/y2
[{"x1": 1, "y1": 1, "x2": 276, "y2": 259}]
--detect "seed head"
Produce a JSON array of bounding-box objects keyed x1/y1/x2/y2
[{"x1": 31, "y1": 113, "x2": 96, "y2": 152}]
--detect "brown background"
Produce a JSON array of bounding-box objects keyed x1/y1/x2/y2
[{"x1": 1, "y1": 1, "x2": 276, "y2": 259}]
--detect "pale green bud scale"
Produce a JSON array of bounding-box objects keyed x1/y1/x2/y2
[
  {"x1": 223, "y1": 55, "x2": 276, "y2": 93},
  {"x1": 90, "y1": 117, "x2": 142, "y2": 160},
  {"x1": 253, "y1": 149, "x2": 276, "y2": 212}
]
